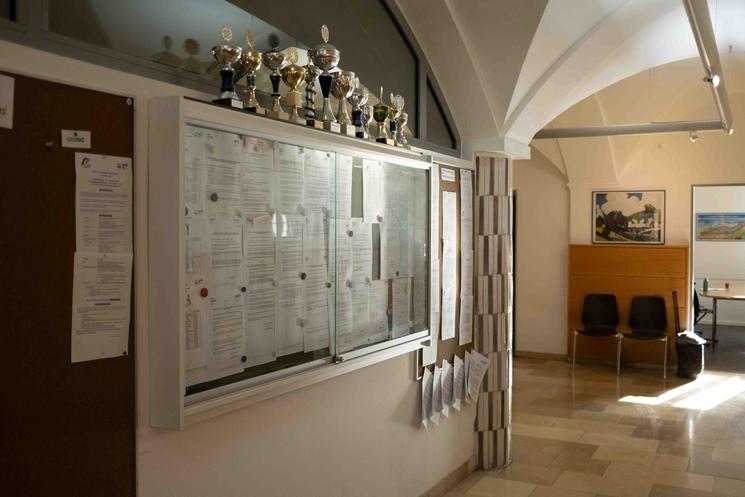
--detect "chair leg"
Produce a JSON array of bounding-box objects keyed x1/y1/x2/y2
[
  {"x1": 572, "y1": 331, "x2": 578, "y2": 372},
  {"x1": 616, "y1": 334, "x2": 623, "y2": 375},
  {"x1": 663, "y1": 336, "x2": 668, "y2": 380}
]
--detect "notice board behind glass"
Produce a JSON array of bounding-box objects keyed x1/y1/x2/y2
[{"x1": 182, "y1": 123, "x2": 429, "y2": 396}]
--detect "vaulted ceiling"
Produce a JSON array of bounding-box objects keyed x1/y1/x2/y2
[{"x1": 395, "y1": 0, "x2": 745, "y2": 157}]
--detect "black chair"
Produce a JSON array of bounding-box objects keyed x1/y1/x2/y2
[
  {"x1": 693, "y1": 290, "x2": 714, "y2": 326},
  {"x1": 620, "y1": 296, "x2": 669, "y2": 378},
  {"x1": 573, "y1": 294, "x2": 621, "y2": 374}
]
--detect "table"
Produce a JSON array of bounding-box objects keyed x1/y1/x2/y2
[{"x1": 702, "y1": 288, "x2": 745, "y2": 343}]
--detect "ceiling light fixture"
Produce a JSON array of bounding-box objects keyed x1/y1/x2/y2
[
  {"x1": 690, "y1": 130, "x2": 699, "y2": 142},
  {"x1": 704, "y1": 74, "x2": 721, "y2": 87}
]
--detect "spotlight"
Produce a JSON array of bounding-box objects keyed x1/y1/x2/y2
[
  {"x1": 704, "y1": 74, "x2": 721, "y2": 87},
  {"x1": 690, "y1": 130, "x2": 699, "y2": 142}
]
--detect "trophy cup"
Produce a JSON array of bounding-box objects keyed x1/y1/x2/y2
[
  {"x1": 262, "y1": 33, "x2": 289, "y2": 119},
  {"x1": 363, "y1": 104, "x2": 374, "y2": 140},
  {"x1": 395, "y1": 111, "x2": 409, "y2": 147},
  {"x1": 239, "y1": 31, "x2": 262, "y2": 112},
  {"x1": 348, "y1": 79, "x2": 369, "y2": 139},
  {"x1": 304, "y1": 63, "x2": 323, "y2": 128},
  {"x1": 308, "y1": 25, "x2": 341, "y2": 133},
  {"x1": 388, "y1": 93, "x2": 405, "y2": 140},
  {"x1": 331, "y1": 70, "x2": 356, "y2": 136},
  {"x1": 373, "y1": 87, "x2": 394, "y2": 145},
  {"x1": 211, "y1": 27, "x2": 243, "y2": 108},
  {"x1": 281, "y1": 48, "x2": 307, "y2": 124}
]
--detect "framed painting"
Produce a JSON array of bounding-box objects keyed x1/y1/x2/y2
[
  {"x1": 592, "y1": 190, "x2": 665, "y2": 244},
  {"x1": 696, "y1": 213, "x2": 745, "y2": 241}
]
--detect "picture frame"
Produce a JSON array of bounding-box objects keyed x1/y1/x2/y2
[
  {"x1": 696, "y1": 213, "x2": 745, "y2": 241},
  {"x1": 592, "y1": 190, "x2": 665, "y2": 244}
]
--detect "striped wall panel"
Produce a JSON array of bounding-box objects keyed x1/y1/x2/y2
[{"x1": 474, "y1": 154, "x2": 513, "y2": 470}]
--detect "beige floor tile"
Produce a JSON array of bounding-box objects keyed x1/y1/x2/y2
[
  {"x1": 510, "y1": 448, "x2": 557, "y2": 468},
  {"x1": 593, "y1": 445, "x2": 689, "y2": 470},
  {"x1": 579, "y1": 431, "x2": 660, "y2": 452},
  {"x1": 604, "y1": 462, "x2": 714, "y2": 492},
  {"x1": 497, "y1": 463, "x2": 562, "y2": 486},
  {"x1": 515, "y1": 412, "x2": 636, "y2": 436},
  {"x1": 553, "y1": 470, "x2": 654, "y2": 497},
  {"x1": 713, "y1": 448, "x2": 745, "y2": 465},
  {"x1": 548, "y1": 452, "x2": 611, "y2": 476},
  {"x1": 512, "y1": 423, "x2": 584, "y2": 442},
  {"x1": 452, "y1": 473, "x2": 483, "y2": 494},
  {"x1": 649, "y1": 484, "x2": 714, "y2": 497},
  {"x1": 466, "y1": 476, "x2": 536, "y2": 497},
  {"x1": 714, "y1": 477, "x2": 745, "y2": 497},
  {"x1": 529, "y1": 485, "x2": 595, "y2": 497}
]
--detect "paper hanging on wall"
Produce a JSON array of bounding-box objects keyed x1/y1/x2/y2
[
  {"x1": 441, "y1": 191, "x2": 458, "y2": 340},
  {"x1": 431, "y1": 364, "x2": 443, "y2": 425},
  {"x1": 440, "y1": 168, "x2": 455, "y2": 182},
  {"x1": 421, "y1": 367, "x2": 433, "y2": 429},
  {"x1": 75, "y1": 152, "x2": 133, "y2": 254},
  {"x1": 459, "y1": 295, "x2": 473, "y2": 346},
  {"x1": 441, "y1": 359, "x2": 453, "y2": 418},
  {"x1": 0, "y1": 74, "x2": 14, "y2": 129},
  {"x1": 453, "y1": 354, "x2": 464, "y2": 410},
  {"x1": 467, "y1": 350, "x2": 490, "y2": 402},
  {"x1": 464, "y1": 350, "x2": 471, "y2": 403},
  {"x1": 70, "y1": 252, "x2": 133, "y2": 363}
]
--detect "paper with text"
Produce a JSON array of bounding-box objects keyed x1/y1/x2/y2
[{"x1": 467, "y1": 350, "x2": 490, "y2": 402}]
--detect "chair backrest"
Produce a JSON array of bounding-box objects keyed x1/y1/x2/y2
[
  {"x1": 629, "y1": 296, "x2": 667, "y2": 334},
  {"x1": 582, "y1": 293, "x2": 619, "y2": 328},
  {"x1": 672, "y1": 291, "x2": 681, "y2": 333},
  {"x1": 693, "y1": 289, "x2": 701, "y2": 316}
]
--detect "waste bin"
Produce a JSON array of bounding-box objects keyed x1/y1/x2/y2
[{"x1": 675, "y1": 331, "x2": 706, "y2": 379}]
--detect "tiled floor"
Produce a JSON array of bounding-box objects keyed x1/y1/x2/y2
[{"x1": 449, "y1": 356, "x2": 745, "y2": 497}]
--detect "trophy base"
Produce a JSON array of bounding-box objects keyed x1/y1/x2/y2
[
  {"x1": 214, "y1": 97, "x2": 243, "y2": 109},
  {"x1": 339, "y1": 123, "x2": 356, "y2": 137},
  {"x1": 355, "y1": 131, "x2": 367, "y2": 139},
  {"x1": 265, "y1": 109, "x2": 289, "y2": 121},
  {"x1": 244, "y1": 105, "x2": 263, "y2": 114},
  {"x1": 376, "y1": 137, "x2": 395, "y2": 146},
  {"x1": 324, "y1": 122, "x2": 341, "y2": 134}
]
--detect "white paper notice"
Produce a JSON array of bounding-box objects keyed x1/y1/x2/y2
[
  {"x1": 244, "y1": 286, "x2": 276, "y2": 367},
  {"x1": 276, "y1": 143, "x2": 304, "y2": 215},
  {"x1": 241, "y1": 136, "x2": 275, "y2": 217},
  {"x1": 421, "y1": 367, "x2": 433, "y2": 429},
  {"x1": 335, "y1": 154, "x2": 353, "y2": 219},
  {"x1": 392, "y1": 277, "x2": 411, "y2": 338},
  {"x1": 209, "y1": 218, "x2": 245, "y2": 298},
  {"x1": 460, "y1": 249, "x2": 474, "y2": 298},
  {"x1": 71, "y1": 252, "x2": 133, "y2": 362},
  {"x1": 75, "y1": 153, "x2": 133, "y2": 254},
  {"x1": 441, "y1": 359, "x2": 453, "y2": 418},
  {"x1": 185, "y1": 284, "x2": 208, "y2": 376},
  {"x1": 468, "y1": 350, "x2": 490, "y2": 402},
  {"x1": 432, "y1": 365, "x2": 443, "y2": 425},
  {"x1": 303, "y1": 148, "x2": 331, "y2": 215},
  {"x1": 362, "y1": 159, "x2": 382, "y2": 223},
  {"x1": 276, "y1": 280, "x2": 304, "y2": 356},
  {"x1": 244, "y1": 220, "x2": 275, "y2": 288},
  {"x1": 369, "y1": 280, "x2": 390, "y2": 343},
  {"x1": 441, "y1": 191, "x2": 458, "y2": 340},
  {"x1": 208, "y1": 293, "x2": 245, "y2": 380},
  {"x1": 350, "y1": 219, "x2": 372, "y2": 282},
  {"x1": 0, "y1": 74, "x2": 14, "y2": 129},
  {"x1": 460, "y1": 169, "x2": 473, "y2": 253},
  {"x1": 459, "y1": 295, "x2": 473, "y2": 346},
  {"x1": 453, "y1": 354, "x2": 464, "y2": 410},
  {"x1": 185, "y1": 126, "x2": 207, "y2": 218}
]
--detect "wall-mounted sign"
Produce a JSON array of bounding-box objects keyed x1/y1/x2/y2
[
  {"x1": 440, "y1": 168, "x2": 455, "y2": 182},
  {"x1": 62, "y1": 130, "x2": 92, "y2": 149}
]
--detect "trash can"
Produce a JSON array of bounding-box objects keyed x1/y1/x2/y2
[{"x1": 675, "y1": 331, "x2": 706, "y2": 379}]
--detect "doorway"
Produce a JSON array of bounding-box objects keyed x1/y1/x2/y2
[{"x1": 691, "y1": 185, "x2": 745, "y2": 372}]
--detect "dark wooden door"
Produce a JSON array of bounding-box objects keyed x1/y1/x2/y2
[{"x1": 0, "y1": 71, "x2": 135, "y2": 497}]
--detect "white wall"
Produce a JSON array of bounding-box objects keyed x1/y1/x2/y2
[
  {"x1": 514, "y1": 148, "x2": 569, "y2": 356},
  {"x1": 0, "y1": 41, "x2": 475, "y2": 497},
  {"x1": 694, "y1": 185, "x2": 745, "y2": 326}
]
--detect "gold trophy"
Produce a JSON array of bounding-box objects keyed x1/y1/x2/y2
[
  {"x1": 239, "y1": 31, "x2": 262, "y2": 112},
  {"x1": 331, "y1": 70, "x2": 356, "y2": 136},
  {"x1": 388, "y1": 93, "x2": 404, "y2": 144},
  {"x1": 281, "y1": 48, "x2": 307, "y2": 124},
  {"x1": 373, "y1": 86, "x2": 393, "y2": 145},
  {"x1": 262, "y1": 33, "x2": 289, "y2": 119}
]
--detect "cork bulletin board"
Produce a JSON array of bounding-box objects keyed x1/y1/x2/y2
[{"x1": 418, "y1": 164, "x2": 474, "y2": 375}]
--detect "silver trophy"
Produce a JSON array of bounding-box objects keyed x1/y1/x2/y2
[
  {"x1": 308, "y1": 25, "x2": 341, "y2": 133},
  {"x1": 332, "y1": 70, "x2": 356, "y2": 136},
  {"x1": 262, "y1": 33, "x2": 289, "y2": 119},
  {"x1": 348, "y1": 79, "x2": 369, "y2": 139},
  {"x1": 388, "y1": 93, "x2": 405, "y2": 141},
  {"x1": 211, "y1": 27, "x2": 243, "y2": 108},
  {"x1": 363, "y1": 104, "x2": 374, "y2": 139},
  {"x1": 395, "y1": 111, "x2": 409, "y2": 147}
]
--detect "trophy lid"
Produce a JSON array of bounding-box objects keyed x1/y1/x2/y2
[{"x1": 309, "y1": 24, "x2": 340, "y2": 72}]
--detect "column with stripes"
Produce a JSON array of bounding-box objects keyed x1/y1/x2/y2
[{"x1": 473, "y1": 154, "x2": 513, "y2": 470}]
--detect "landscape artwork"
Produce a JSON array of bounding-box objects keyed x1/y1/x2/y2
[
  {"x1": 696, "y1": 213, "x2": 745, "y2": 241},
  {"x1": 593, "y1": 190, "x2": 665, "y2": 244}
]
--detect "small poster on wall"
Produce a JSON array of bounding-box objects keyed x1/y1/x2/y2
[
  {"x1": 592, "y1": 190, "x2": 665, "y2": 244},
  {"x1": 696, "y1": 213, "x2": 745, "y2": 241}
]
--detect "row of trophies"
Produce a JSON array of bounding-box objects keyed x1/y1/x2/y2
[{"x1": 211, "y1": 26, "x2": 408, "y2": 147}]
